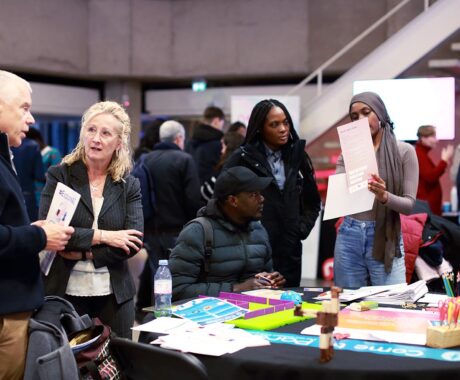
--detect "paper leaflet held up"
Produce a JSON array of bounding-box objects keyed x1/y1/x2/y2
[
  {"x1": 39, "y1": 182, "x2": 81, "y2": 275},
  {"x1": 323, "y1": 118, "x2": 378, "y2": 220}
]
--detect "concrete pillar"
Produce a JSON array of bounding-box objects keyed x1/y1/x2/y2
[{"x1": 104, "y1": 80, "x2": 142, "y2": 150}]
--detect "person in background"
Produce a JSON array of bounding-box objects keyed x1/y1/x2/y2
[
  {"x1": 0, "y1": 70, "x2": 74, "y2": 380},
  {"x1": 133, "y1": 119, "x2": 162, "y2": 162},
  {"x1": 224, "y1": 99, "x2": 321, "y2": 287},
  {"x1": 39, "y1": 101, "x2": 144, "y2": 338},
  {"x1": 11, "y1": 135, "x2": 45, "y2": 221},
  {"x1": 136, "y1": 120, "x2": 201, "y2": 316},
  {"x1": 415, "y1": 125, "x2": 453, "y2": 215},
  {"x1": 201, "y1": 131, "x2": 245, "y2": 202},
  {"x1": 451, "y1": 144, "x2": 460, "y2": 211},
  {"x1": 186, "y1": 105, "x2": 225, "y2": 184},
  {"x1": 170, "y1": 166, "x2": 285, "y2": 301},
  {"x1": 132, "y1": 119, "x2": 162, "y2": 321},
  {"x1": 227, "y1": 121, "x2": 247, "y2": 137},
  {"x1": 25, "y1": 127, "x2": 62, "y2": 206},
  {"x1": 334, "y1": 92, "x2": 419, "y2": 287}
]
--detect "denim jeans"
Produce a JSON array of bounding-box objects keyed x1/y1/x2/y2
[{"x1": 333, "y1": 216, "x2": 406, "y2": 287}]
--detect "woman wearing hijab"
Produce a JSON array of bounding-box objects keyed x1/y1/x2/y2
[
  {"x1": 334, "y1": 92, "x2": 419, "y2": 287},
  {"x1": 224, "y1": 99, "x2": 321, "y2": 287},
  {"x1": 39, "y1": 101, "x2": 144, "y2": 338}
]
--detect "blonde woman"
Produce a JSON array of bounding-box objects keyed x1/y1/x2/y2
[{"x1": 39, "y1": 101, "x2": 143, "y2": 338}]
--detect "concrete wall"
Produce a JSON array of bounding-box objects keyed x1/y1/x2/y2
[{"x1": 0, "y1": 0, "x2": 426, "y2": 80}]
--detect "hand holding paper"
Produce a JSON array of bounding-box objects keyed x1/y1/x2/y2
[
  {"x1": 38, "y1": 182, "x2": 81, "y2": 275},
  {"x1": 38, "y1": 222, "x2": 74, "y2": 252},
  {"x1": 367, "y1": 173, "x2": 388, "y2": 204}
]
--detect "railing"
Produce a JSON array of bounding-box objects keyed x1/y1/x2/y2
[{"x1": 286, "y1": 0, "x2": 432, "y2": 99}]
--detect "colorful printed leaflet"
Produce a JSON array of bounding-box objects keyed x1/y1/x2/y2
[
  {"x1": 173, "y1": 297, "x2": 248, "y2": 325},
  {"x1": 302, "y1": 307, "x2": 439, "y2": 345}
]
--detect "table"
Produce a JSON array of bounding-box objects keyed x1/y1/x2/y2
[{"x1": 139, "y1": 291, "x2": 460, "y2": 380}]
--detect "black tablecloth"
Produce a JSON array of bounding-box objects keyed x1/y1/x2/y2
[{"x1": 139, "y1": 291, "x2": 460, "y2": 380}]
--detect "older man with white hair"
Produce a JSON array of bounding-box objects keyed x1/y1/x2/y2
[
  {"x1": 135, "y1": 120, "x2": 201, "y2": 316},
  {"x1": 0, "y1": 70, "x2": 74, "y2": 379}
]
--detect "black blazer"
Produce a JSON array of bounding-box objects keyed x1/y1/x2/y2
[
  {"x1": 39, "y1": 160, "x2": 144, "y2": 304},
  {"x1": 0, "y1": 133, "x2": 47, "y2": 315}
]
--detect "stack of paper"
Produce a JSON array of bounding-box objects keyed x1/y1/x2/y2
[
  {"x1": 132, "y1": 317, "x2": 200, "y2": 334},
  {"x1": 134, "y1": 316, "x2": 270, "y2": 356},
  {"x1": 362, "y1": 280, "x2": 428, "y2": 305},
  {"x1": 151, "y1": 323, "x2": 270, "y2": 356},
  {"x1": 416, "y1": 293, "x2": 449, "y2": 307},
  {"x1": 315, "y1": 285, "x2": 394, "y2": 303}
]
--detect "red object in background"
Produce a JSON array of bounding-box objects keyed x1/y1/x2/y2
[
  {"x1": 322, "y1": 258, "x2": 334, "y2": 281},
  {"x1": 315, "y1": 169, "x2": 336, "y2": 179}
]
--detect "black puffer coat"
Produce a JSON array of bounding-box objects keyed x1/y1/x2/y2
[{"x1": 169, "y1": 199, "x2": 272, "y2": 301}]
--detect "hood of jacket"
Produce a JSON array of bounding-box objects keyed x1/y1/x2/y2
[{"x1": 190, "y1": 123, "x2": 224, "y2": 144}]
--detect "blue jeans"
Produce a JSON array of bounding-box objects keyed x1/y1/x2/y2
[{"x1": 333, "y1": 216, "x2": 406, "y2": 287}]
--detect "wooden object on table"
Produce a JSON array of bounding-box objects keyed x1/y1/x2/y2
[
  {"x1": 317, "y1": 286, "x2": 342, "y2": 363},
  {"x1": 426, "y1": 325, "x2": 460, "y2": 348}
]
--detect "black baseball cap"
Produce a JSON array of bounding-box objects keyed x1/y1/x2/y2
[{"x1": 214, "y1": 166, "x2": 272, "y2": 199}]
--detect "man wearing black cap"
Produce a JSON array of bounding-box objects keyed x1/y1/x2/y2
[{"x1": 169, "y1": 166, "x2": 285, "y2": 301}]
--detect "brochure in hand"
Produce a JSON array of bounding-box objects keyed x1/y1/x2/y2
[
  {"x1": 173, "y1": 297, "x2": 248, "y2": 325},
  {"x1": 38, "y1": 182, "x2": 81, "y2": 275}
]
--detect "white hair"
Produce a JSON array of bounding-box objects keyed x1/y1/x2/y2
[
  {"x1": 0, "y1": 70, "x2": 32, "y2": 103},
  {"x1": 159, "y1": 120, "x2": 185, "y2": 142}
]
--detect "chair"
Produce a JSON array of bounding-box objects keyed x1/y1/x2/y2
[{"x1": 110, "y1": 336, "x2": 209, "y2": 380}]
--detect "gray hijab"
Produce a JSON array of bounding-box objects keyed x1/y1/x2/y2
[{"x1": 350, "y1": 92, "x2": 403, "y2": 273}]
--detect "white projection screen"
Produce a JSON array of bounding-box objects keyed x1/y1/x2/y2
[{"x1": 353, "y1": 77, "x2": 455, "y2": 141}]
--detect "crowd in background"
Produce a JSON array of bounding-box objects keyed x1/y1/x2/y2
[{"x1": 2, "y1": 68, "x2": 460, "y2": 379}]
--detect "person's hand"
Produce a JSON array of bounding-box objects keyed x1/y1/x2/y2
[
  {"x1": 441, "y1": 145, "x2": 454, "y2": 162},
  {"x1": 33, "y1": 221, "x2": 74, "y2": 251},
  {"x1": 368, "y1": 173, "x2": 388, "y2": 204},
  {"x1": 232, "y1": 277, "x2": 272, "y2": 292},
  {"x1": 58, "y1": 251, "x2": 93, "y2": 260},
  {"x1": 100, "y1": 229, "x2": 143, "y2": 255},
  {"x1": 263, "y1": 271, "x2": 286, "y2": 289}
]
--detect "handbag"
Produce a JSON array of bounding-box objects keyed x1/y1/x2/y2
[{"x1": 71, "y1": 319, "x2": 122, "y2": 380}]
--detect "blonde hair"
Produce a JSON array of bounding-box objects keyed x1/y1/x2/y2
[{"x1": 62, "y1": 101, "x2": 133, "y2": 182}]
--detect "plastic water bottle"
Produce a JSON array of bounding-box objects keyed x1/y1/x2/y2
[
  {"x1": 154, "y1": 260, "x2": 172, "y2": 318},
  {"x1": 451, "y1": 186, "x2": 458, "y2": 212}
]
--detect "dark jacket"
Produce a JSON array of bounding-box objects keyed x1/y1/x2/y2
[
  {"x1": 38, "y1": 160, "x2": 144, "y2": 304},
  {"x1": 223, "y1": 124, "x2": 321, "y2": 287},
  {"x1": 412, "y1": 200, "x2": 460, "y2": 273},
  {"x1": 224, "y1": 139, "x2": 321, "y2": 244},
  {"x1": 186, "y1": 123, "x2": 223, "y2": 184},
  {"x1": 143, "y1": 142, "x2": 201, "y2": 231},
  {"x1": 169, "y1": 199, "x2": 273, "y2": 301},
  {"x1": 12, "y1": 138, "x2": 45, "y2": 221},
  {"x1": 0, "y1": 132, "x2": 47, "y2": 315}
]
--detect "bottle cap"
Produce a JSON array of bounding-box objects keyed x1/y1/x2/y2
[{"x1": 159, "y1": 259, "x2": 168, "y2": 266}]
